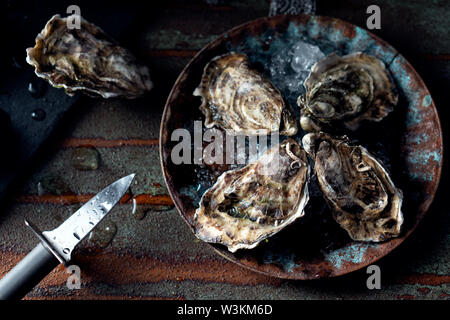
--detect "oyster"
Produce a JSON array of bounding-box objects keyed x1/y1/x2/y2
[
  {"x1": 194, "y1": 138, "x2": 309, "y2": 252},
  {"x1": 302, "y1": 132, "x2": 403, "y2": 242},
  {"x1": 194, "y1": 52, "x2": 297, "y2": 136},
  {"x1": 298, "y1": 52, "x2": 398, "y2": 132},
  {"x1": 26, "y1": 14, "x2": 153, "y2": 98}
]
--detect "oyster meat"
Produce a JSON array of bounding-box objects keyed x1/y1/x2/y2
[
  {"x1": 26, "y1": 14, "x2": 153, "y2": 98},
  {"x1": 194, "y1": 52, "x2": 297, "y2": 136},
  {"x1": 298, "y1": 52, "x2": 398, "y2": 132},
  {"x1": 194, "y1": 138, "x2": 309, "y2": 252},
  {"x1": 302, "y1": 132, "x2": 403, "y2": 242}
]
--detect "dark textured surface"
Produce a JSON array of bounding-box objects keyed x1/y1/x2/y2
[
  {"x1": 0, "y1": 0, "x2": 449, "y2": 299},
  {"x1": 0, "y1": 0, "x2": 138, "y2": 201}
]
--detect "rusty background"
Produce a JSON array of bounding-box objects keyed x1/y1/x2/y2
[{"x1": 0, "y1": 0, "x2": 449, "y2": 299}]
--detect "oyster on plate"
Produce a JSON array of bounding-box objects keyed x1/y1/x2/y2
[
  {"x1": 26, "y1": 14, "x2": 153, "y2": 98},
  {"x1": 302, "y1": 132, "x2": 403, "y2": 242},
  {"x1": 298, "y1": 52, "x2": 398, "y2": 132},
  {"x1": 194, "y1": 52, "x2": 298, "y2": 136},
  {"x1": 194, "y1": 138, "x2": 310, "y2": 252}
]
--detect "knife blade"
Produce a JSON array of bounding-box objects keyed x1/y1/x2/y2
[{"x1": 0, "y1": 173, "x2": 135, "y2": 300}]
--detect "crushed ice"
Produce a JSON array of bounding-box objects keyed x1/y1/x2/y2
[{"x1": 269, "y1": 40, "x2": 325, "y2": 104}]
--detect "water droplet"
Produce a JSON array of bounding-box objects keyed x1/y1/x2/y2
[
  {"x1": 27, "y1": 79, "x2": 47, "y2": 98},
  {"x1": 71, "y1": 147, "x2": 100, "y2": 170},
  {"x1": 133, "y1": 209, "x2": 146, "y2": 220},
  {"x1": 131, "y1": 198, "x2": 137, "y2": 215},
  {"x1": 37, "y1": 182, "x2": 45, "y2": 196},
  {"x1": 131, "y1": 199, "x2": 146, "y2": 220},
  {"x1": 36, "y1": 175, "x2": 71, "y2": 195},
  {"x1": 31, "y1": 108, "x2": 46, "y2": 121},
  {"x1": 63, "y1": 248, "x2": 70, "y2": 254},
  {"x1": 87, "y1": 221, "x2": 117, "y2": 248}
]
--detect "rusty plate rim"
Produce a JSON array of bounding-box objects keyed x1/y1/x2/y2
[{"x1": 159, "y1": 14, "x2": 443, "y2": 280}]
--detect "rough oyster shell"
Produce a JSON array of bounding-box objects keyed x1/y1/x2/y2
[
  {"x1": 194, "y1": 52, "x2": 298, "y2": 136},
  {"x1": 194, "y1": 138, "x2": 309, "y2": 252},
  {"x1": 302, "y1": 132, "x2": 403, "y2": 242},
  {"x1": 298, "y1": 52, "x2": 398, "y2": 132},
  {"x1": 26, "y1": 14, "x2": 153, "y2": 98}
]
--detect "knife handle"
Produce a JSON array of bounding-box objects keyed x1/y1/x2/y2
[{"x1": 0, "y1": 243, "x2": 59, "y2": 300}]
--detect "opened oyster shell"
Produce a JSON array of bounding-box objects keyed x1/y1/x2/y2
[
  {"x1": 298, "y1": 52, "x2": 398, "y2": 132},
  {"x1": 302, "y1": 132, "x2": 403, "y2": 242},
  {"x1": 194, "y1": 138, "x2": 309, "y2": 252},
  {"x1": 194, "y1": 53, "x2": 297, "y2": 136},
  {"x1": 26, "y1": 14, "x2": 153, "y2": 98}
]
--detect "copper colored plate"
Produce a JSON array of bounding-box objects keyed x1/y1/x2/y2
[{"x1": 159, "y1": 15, "x2": 443, "y2": 279}]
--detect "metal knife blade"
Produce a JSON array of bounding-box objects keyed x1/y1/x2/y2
[
  {"x1": 41, "y1": 173, "x2": 135, "y2": 263},
  {"x1": 0, "y1": 174, "x2": 135, "y2": 300}
]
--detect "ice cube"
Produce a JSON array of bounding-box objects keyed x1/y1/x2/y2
[
  {"x1": 290, "y1": 41, "x2": 325, "y2": 73},
  {"x1": 267, "y1": 40, "x2": 324, "y2": 107}
]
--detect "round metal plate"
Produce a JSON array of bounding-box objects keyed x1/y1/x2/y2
[{"x1": 160, "y1": 15, "x2": 443, "y2": 279}]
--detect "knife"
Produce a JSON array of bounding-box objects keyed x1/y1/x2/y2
[{"x1": 0, "y1": 173, "x2": 135, "y2": 300}]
